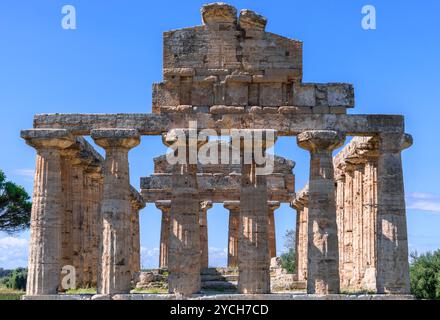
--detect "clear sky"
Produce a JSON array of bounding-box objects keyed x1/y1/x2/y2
[{"x1": 1, "y1": 0, "x2": 439, "y2": 269}]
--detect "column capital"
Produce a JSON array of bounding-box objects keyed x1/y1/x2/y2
[
  {"x1": 297, "y1": 130, "x2": 345, "y2": 153},
  {"x1": 162, "y1": 128, "x2": 207, "y2": 148},
  {"x1": 200, "y1": 200, "x2": 213, "y2": 211},
  {"x1": 130, "y1": 192, "x2": 146, "y2": 211},
  {"x1": 155, "y1": 200, "x2": 171, "y2": 212},
  {"x1": 91, "y1": 129, "x2": 140, "y2": 149},
  {"x1": 378, "y1": 132, "x2": 413, "y2": 153},
  {"x1": 223, "y1": 200, "x2": 240, "y2": 211},
  {"x1": 267, "y1": 201, "x2": 280, "y2": 212},
  {"x1": 84, "y1": 162, "x2": 103, "y2": 179},
  {"x1": 21, "y1": 129, "x2": 75, "y2": 150}
]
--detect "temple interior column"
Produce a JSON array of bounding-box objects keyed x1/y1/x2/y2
[
  {"x1": 199, "y1": 201, "x2": 212, "y2": 269},
  {"x1": 130, "y1": 195, "x2": 145, "y2": 275},
  {"x1": 21, "y1": 129, "x2": 75, "y2": 295},
  {"x1": 376, "y1": 133, "x2": 412, "y2": 294},
  {"x1": 224, "y1": 201, "x2": 240, "y2": 268},
  {"x1": 60, "y1": 152, "x2": 73, "y2": 281},
  {"x1": 156, "y1": 200, "x2": 171, "y2": 269},
  {"x1": 267, "y1": 201, "x2": 280, "y2": 259},
  {"x1": 291, "y1": 188, "x2": 309, "y2": 282},
  {"x1": 92, "y1": 129, "x2": 140, "y2": 295},
  {"x1": 63, "y1": 150, "x2": 89, "y2": 287},
  {"x1": 298, "y1": 130, "x2": 345, "y2": 294},
  {"x1": 362, "y1": 157, "x2": 378, "y2": 291}
]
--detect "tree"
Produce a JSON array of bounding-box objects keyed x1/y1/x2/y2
[
  {"x1": 4, "y1": 268, "x2": 27, "y2": 291},
  {"x1": 410, "y1": 250, "x2": 440, "y2": 299},
  {"x1": 0, "y1": 170, "x2": 32, "y2": 233},
  {"x1": 280, "y1": 229, "x2": 296, "y2": 274}
]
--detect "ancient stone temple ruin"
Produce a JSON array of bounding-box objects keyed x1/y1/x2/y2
[{"x1": 21, "y1": 3, "x2": 413, "y2": 299}]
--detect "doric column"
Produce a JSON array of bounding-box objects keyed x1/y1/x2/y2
[
  {"x1": 362, "y1": 157, "x2": 378, "y2": 291},
  {"x1": 130, "y1": 195, "x2": 145, "y2": 274},
  {"x1": 60, "y1": 146, "x2": 91, "y2": 288},
  {"x1": 224, "y1": 201, "x2": 240, "y2": 268},
  {"x1": 376, "y1": 133, "x2": 412, "y2": 294},
  {"x1": 334, "y1": 166, "x2": 347, "y2": 288},
  {"x1": 291, "y1": 187, "x2": 309, "y2": 282},
  {"x1": 86, "y1": 165, "x2": 103, "y2": 287},
  {"x1": 91, "y1": 129, "x2": 140, "y2": 295},
  {"x1": 21, "y1": 129, "x2": 75, "y2": 295},
  {"x1": 156, "y1": 200, "x2": 171, "y2": 269},
  {"x1": 163, "y1": 129, "x2": 203, "y2": 296},
  {"x1": 60, "y1": 152, "x2": 73, "y2": 275},
  {"x1": 267, "y1": 201, "x2": 280, "y2": 259},
  {"x1": 297, "y1": 130, "x2": 345, "y2": 294},
  {"x1": 81, "y1": 163, "x2": 102, "y2": 287},
  {"x1": 199, "y1": 201, "x2": 212, "y2": 269},
  {"x1": 237, "y1": 130, "x2": 276, "y2": 294}
]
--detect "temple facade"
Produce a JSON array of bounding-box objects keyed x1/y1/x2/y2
[{"x1": 21, "y1": 3, "x2": 412, "y2": 299}]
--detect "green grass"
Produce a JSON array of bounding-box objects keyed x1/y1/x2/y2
[
  {"x1": 65, "y1": 287, "x2": 97, "y2": 295},
  {"x1": 0, "y1": 287, "x2": 25, "y2": 300},
  {"x1": 340, "y1": 289, "x2": 377, "y2": 295}
]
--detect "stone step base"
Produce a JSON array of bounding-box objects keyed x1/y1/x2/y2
[
  {"x1": 201, "y1": 274, "x2": 238, "y2": 282},
  {"x1": 22, "y1": 294, "x2": 415, "y2": 300},
  {"x1": 200, "y1": 267, "x2": 238, "y2": 276},
  {"x1": 201, "y1": 280, "x2": 238, "y2": 291}
]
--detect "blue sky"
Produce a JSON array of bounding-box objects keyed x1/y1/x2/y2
[{"x1": 1, "y1": 0, "x2": 439, "y2": 269}]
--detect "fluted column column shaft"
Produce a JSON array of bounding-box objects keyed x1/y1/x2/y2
[
  {"x1": 298, "y1": 130, "x2": 345, "y2": 294},
  {"x1": 224, "y1": 201, "x2": 240, "y2": 268},
  {"x1": 376, "y1": 133, "x2": 412, "y2": 294},
  {"x1": 92, "y1": 129, "x2": 140, "y2": 295},
  {"x1": 164, "y1": 129, "x2": 202, "y2": 296},
  {"x1": 267, "y1": 202, "x2": 280, "y2": 259},
  {"x1": 22, "y1": 129, "x2": 74, "y2": 296},
  {"x1": 156, "y1": 201, "x2": 171, "y2": 269},
  {"x1": 237, "y1": 130, "x2": 276, "y2": 294},
  {"x1": 199, "y1": 201, "x2": 212, "y2": 269}
]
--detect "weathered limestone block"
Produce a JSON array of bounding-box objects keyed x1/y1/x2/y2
[
  {"x1": 224, "y1": 201, "x2": 240, "y2": 268},
  {"x1": 297, "y1": 130, "x2": 345, "y2": 294},
  {"x1": 91, "y1": 129, "x2": 140, "y2": 295},
  {"x1": 201, "y1": 2, "x2": 237, "y2": 25},
  {"x1": 238, "y1": 9, "x2": 267, "y2": 32},
  {"x1": 267, "y1": 201, "x2": 280, "y2": 259},
  {"x1": 199, "y1": 201, "x2": 212, "y2": 269},
  {"x1": 156, "y1": 200, "x2": 171, "y2": 269},
  {"x1": 21, "y1": 129, "x2": 75, "y2": 295},
  {"x1": 376, "y1": 133, "x2": 412, "y2": 294}
]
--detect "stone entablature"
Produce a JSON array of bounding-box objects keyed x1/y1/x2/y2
[
  {"x1": 141, "y1": 141, "x2": 295, "y2": 202},
  {"x1": 153, "y1": 3, "x2": 354, "y2": 114}
]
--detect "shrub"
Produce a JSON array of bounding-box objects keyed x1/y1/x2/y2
[
  {"x1": 5, "y1": 268, "x2": 27, "y2": 291},
  {"x1": 410, "y1": 250, "x2": 440, "y2": 299}
]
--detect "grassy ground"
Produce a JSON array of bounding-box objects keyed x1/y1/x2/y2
[
  {"x1": 65, "y1": 288, "x2": 97, "y2": 294},
  {"x1": 0, "y1": 287, "x2": 25, "y2": 300}
]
